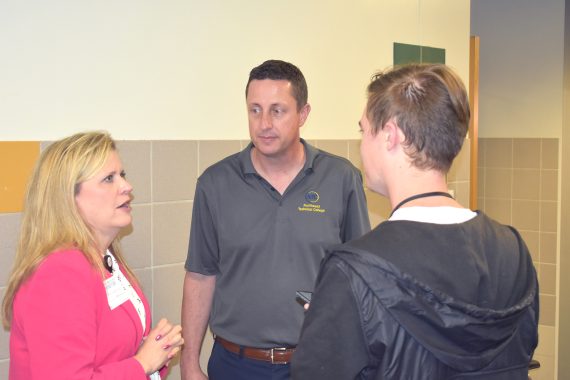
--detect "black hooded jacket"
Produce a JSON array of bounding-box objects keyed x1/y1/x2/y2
[{"x1": 292, "y1": 212, "x2": 538, "y2": 379}]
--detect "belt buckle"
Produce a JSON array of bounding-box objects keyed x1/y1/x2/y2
[{"x1": 270, "y1": 347, "x2": 288, "y2": 364}]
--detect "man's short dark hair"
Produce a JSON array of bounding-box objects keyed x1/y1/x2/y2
[
  {"x1": 246, "y1": 60, "x2": 308, "y2": 110},
  {"x1": 366, "y1": 64, "x2": 470, "y2": 173}
]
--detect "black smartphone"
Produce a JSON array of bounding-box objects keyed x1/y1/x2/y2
[{"x1": 295, "y1": 291, "x2": 313, "y2": 306}]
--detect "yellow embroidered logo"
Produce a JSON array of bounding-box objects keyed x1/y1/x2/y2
[
  {"x1": 298, "y1": 203, "x2": 326, "y2": 213},
  {"x1": 298, "y1": 191, "x2": 327, "y2": 213}
]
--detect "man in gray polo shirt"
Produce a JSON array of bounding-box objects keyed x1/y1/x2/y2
[{"x1": 181, "y1": 59, "x2": 370, "y2": 380}]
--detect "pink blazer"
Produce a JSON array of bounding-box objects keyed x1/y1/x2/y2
[{"x1": 10, "y1": 249, "x2": 159, "y2": 380}]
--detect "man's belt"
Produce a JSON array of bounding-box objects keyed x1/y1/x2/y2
[{"x1": 215, "y1": 336, "x2": 295, "y2": 364}]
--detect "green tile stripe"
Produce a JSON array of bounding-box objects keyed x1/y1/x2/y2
[{"x1": 394, "y1": 42, "x2": 445, "y2": 65}]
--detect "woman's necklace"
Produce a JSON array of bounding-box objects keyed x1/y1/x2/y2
[{"x1": 390, "y1": 191, "x2": 454, "y2": 217}]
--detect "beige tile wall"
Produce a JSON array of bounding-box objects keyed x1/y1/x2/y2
[
  {"x1": 0, "y1": 288, "x2": 9, "y2": 376},
  {"x1": 479, "y1": 137, "x2": 559, "y2": 380},
  {"x1": 0, "y1": 214, "x2": 19, "y2": 378},
  {"x1": 0, "y1": 138, "x2": 471, "y2": 378},
  {"x1": 447, "y1": 139, "x2": 471, "y2": 208}
]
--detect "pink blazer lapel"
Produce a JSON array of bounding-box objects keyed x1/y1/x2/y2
[{"x1": 118, "y1": 297, "x2": 145, "y2": 343}]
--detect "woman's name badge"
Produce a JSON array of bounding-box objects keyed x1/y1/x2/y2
[{"x1": 104, "y1": 275, "x2": 129, "y2": 310}]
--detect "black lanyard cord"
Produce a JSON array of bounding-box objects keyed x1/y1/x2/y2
[{"x1": 390, "y1": 191, "x2": 454, "y2": 217}]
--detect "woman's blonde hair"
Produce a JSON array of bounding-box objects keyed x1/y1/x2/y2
[{"x1": 2, "y1": 131, "x2": 137, "y2": 329}]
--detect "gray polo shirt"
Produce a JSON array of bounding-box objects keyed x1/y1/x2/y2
[{"x1": 185, "y1": 139, "x2": 370, "y2": 347}]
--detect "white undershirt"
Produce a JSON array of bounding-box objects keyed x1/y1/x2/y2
[
  {"x1": 106, "y1": 252, "x2": 161, "y2": 380},
  {"x1": 389, "y1": 206, "x2": 477, "y2": 224},
  {"x1": 106, "y1": 251, "x2": 146, "y2": 329}
]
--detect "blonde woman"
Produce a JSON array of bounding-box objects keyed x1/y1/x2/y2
[{"x1": 2, "y1": 131, "x2": 184, "y2": 380}]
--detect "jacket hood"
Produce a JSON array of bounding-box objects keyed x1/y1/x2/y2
[{"x1": 331, "y1": 214, "x2": 538, "y2": 372}]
